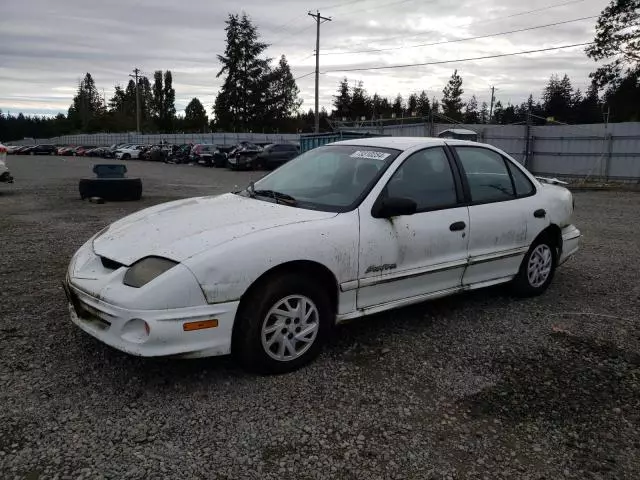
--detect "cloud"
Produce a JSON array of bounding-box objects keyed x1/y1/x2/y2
[{"x1": 0, "y1": 0, "x2": 608, "y2": 118}]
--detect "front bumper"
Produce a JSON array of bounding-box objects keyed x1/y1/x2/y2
[
  {"x1": 559, "y1": 224, "x2": 581, "y2": 265},
  {"x1": 64, "y1": 279, "x2": 238, "y2": 358}
]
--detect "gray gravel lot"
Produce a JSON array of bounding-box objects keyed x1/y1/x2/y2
[{"x1": 1, "y1": 155, "x2": 639, "y2": 480}]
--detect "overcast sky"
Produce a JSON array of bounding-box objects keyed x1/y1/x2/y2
[{"x1": 0, "y1": 0, "x2": 608, "y2": 118}]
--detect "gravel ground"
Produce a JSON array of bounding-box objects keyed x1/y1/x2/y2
[{"x1": 1, "y1": 156, "x2": 639, "y2": 480}]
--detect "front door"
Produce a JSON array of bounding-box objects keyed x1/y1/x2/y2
[{"x1": 357, "y1": 147, "x2": 470, "y2": 309}]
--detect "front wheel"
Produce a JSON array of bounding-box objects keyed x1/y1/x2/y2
[
  {"x1": 233, "y1": 274, "x2": 333, "y2": 374},
  {"x1": 511, "y1": 236, "x2": 557, "y2": 297}
]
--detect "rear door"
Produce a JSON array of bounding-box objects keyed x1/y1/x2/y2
[{"x1": 450, "y1": 145, "x2": 545, "y2": 286}]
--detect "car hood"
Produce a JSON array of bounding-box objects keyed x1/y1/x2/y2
[{"x1": 92, "y1": 193, "x2": 337, "y2": 265}]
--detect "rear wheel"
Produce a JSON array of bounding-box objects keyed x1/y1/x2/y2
[
  {"x1": 122, "y1": 153, "x2": 131, "y2": 160},
  {"x1": 511, "y1": 235, "x2": 557, "y2": 297},
  {"x1": 233, "y1": 274, "x2": 333, "y2": 374}
]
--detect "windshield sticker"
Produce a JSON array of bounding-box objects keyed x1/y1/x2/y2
[{"x1": 350, "y1": 150, "x2": 391, "y2": 161}]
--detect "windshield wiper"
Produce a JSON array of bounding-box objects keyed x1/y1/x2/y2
[{"x1": 253, "y1": 189, "x2": 297, "y2": 205}]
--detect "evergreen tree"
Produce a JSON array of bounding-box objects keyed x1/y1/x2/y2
[
  {"x1": 441, "y1": 70, "x2": 465, "y2": 121},
  {"x1": 479, "y1": 101, "x2": 489, "y2": 124},
  {"x1": 492, "y1": 100, "x2": 505, "y2": 124},
  {"x1": 214, "y1": 13, "x2": 270, "y2": 130},
  {"x1": 463, "y1": 95, "x2": 479, "y2": 123},
  {"x1": 351, "y1": 81, "x2": 369, "y2": 119},
  {"x1": 392, "y1": 94, "x2": 404, "y2": 118},
  {"x1": 184, "y1": 97, "x2": 208, "y2": 132},
  {"x1": 67, "y1": 73, "x2": 104, "y2": 132},
  {"x1": 332, "y1": 78, "x2": 351, "y2": 119},
  {"x1": 265, "y1": 55, "x2": 302, "y2": 127},
  {"x1": 407, "y1": 93, "x2": 418, "y2": 117},
  {"x1": 162, "y1": 71, "x2": 176, "y2": 131},
  {"x1": 416, "y1": 90, "x2": 431, "y2": 117},
  {"x1": 576, "y1": 83, "x2": 603, "y2": 123},
  {"x1": 543, "y1": 74, "x2": 575, "y2": 122}
]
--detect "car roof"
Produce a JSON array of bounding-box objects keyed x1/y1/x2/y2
[{"x1": 332, "y1": 136, "x2": 481, "y2": 150}]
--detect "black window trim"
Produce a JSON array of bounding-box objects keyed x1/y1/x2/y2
[
  {"x1": 372, "y1": 145, "x2": 467, "y2": 216},
  {"x1": 448, "y1": 145, "x2": 537, "y2": 206}
]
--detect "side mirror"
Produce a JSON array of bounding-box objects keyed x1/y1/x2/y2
[{"x1": 372, "y1": 197, "x2": 417, "y2": 218}]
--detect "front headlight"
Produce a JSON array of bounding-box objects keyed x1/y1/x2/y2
[{"x1": 123, "y1": 257, "x2": 178, "y2": 288}]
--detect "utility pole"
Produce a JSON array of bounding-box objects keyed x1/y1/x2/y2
[
  {"x1": 488, "y1": 86, "x2": 496, "y2": 124},
  {"x1": 308, "y1": 10, "x2": 332, "y2": 133},
  {"x1": 129, "y1": 68, "x2": 141, "y2": 133}
]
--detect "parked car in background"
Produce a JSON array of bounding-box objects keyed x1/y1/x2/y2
[
  {"x1": 6, "y1": 145, "x2": 22, "y2": 154},
  {"x1": 115, "y1": 145, "x2": 144, "y2": 160},
  {"x1": 191, "y1": 144, "x2": 218, "y2": 167},
  {"x1": 64, "y1": 138, "x2": 580, "y2": 373},
  {"x1": 57, "y1": 146, "x2": 75, "y2": 156},
  {"x1": 165, "y1": 144, "x2": 193, "y2": 164},
  {"x1": 213, "y1": 145, "x2": 236, "y2": 167},
  {"x1": 226, "y1": 142, "x2": 263, "y2": 170},
  {"x1": 141, "y1": 145, "x2": 166, "y2": 162},
  {"x1": 20, "y1": 144, "x2": 58, "y2": 155},
  {"x1": 255, "y1": 143, "x2": 299, "y2": 169},
  {"x1": 73, "y1": 146, "x2": 96, "y2": 157},
  {"x1": 85, "y1": 147, "x2": 114, "y2": 158},
  {"x1": 13, "y1": 146, "x2": 33, "y2": 155}
]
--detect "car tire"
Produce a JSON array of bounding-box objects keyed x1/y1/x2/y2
[
  {"x1": 122, "y1": 154, "x2": 131, "y2": 160},
  {"x1": 511, "y1": 234, "x2": 557, "y2": 297},
  {"x1": 233, "y1": 273, "x2": 333, "y2": 374},
  {"x1": 79, "y1": 178, "x2": 143, "y2": 201},
  {"x1": 30, "y1": 151, "x2": 35, "y2": 156}
]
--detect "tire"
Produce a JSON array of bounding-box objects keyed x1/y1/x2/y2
[
  {"x1": 122, "y1": 154, "x2": 131, "y2": 160},
  {"x1": 233, "y1": 273, "x2": 333, "y2": 374},
  {"x1": 30, "y1": 151, "x2": 35, "y2": 156},
  {"x1": 79, "y1": 178, "x2": 142, "y2": 201},
  {"x1": 511, "y1": 234, "x2": 557, "y2": 297}
]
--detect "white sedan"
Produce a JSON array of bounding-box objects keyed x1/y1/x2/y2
[
  {"x1": 65, "y1": 138, "x2": 580, "y2": 373},
  {"x1": 115, "y1": 145, "x2": 144, "y2": 160}
]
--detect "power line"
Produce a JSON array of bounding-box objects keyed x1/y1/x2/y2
[
  {"x1": 322, "y1": 15, "x2": 596, "y2": 55},
  {"x1": 321, "y1": 42, "x2": 592, "y2": 73},
  {"x1": 332, "y1": 0, "x2": 589, "y2": 49},
  {"x1": 294, "y1": 72, "x2": 315, "y2": 81},
  {"x1": 501, "y1": 0, "x2": 586, "y2": 19}
]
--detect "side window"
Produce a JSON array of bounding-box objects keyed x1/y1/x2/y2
[
  {"x1": 506, "y1": 160, "x2": 535, "y2": 197},
  {"x1": 386, "y1": 147, "x2": 458, "y2": 211},
  {"x1": 455, "y1": 147, "x2": 515, "y2": 203}
]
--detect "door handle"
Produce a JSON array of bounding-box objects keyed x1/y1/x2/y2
[
  {"x1": 534, "y1": 209, "x2": 546, "y2": 218},
  {"x1": 449, "y1": 221, "x2": 466, "y2": 231}
]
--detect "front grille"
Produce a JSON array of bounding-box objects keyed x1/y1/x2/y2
[{"x1": 100, "y1": 256, "x2": 124, "y2": 270}]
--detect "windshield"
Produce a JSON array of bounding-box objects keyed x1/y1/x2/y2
[{"x1": 247, "y1": 144, "x2": 400, "y2": 212}]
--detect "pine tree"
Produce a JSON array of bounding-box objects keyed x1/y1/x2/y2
[
  {"x1": 441, "y1": 70, "x2": 465, "y2": 121},
  {"x1": 184, "y1": 97, "x2": 208, "y2": 132},
  {"x1": 392, "y1": 94, "x2": 404, "y2": 118},
  {"x1": 162, "y1": 71, "x2": 176, "y2": 131},
  {"x1": 479, "y1": 102, "x2": 489, "y2": 124},
  {"x1": 68, "y1": 73, "x2": 104, "y2": 132},
  {"x1": 265, "y1": 55, "x2": 301, "y2": 127},
  {"x1": 416, "y1": 90, "x2": 431, "y2": 117},
  {"x1": 492, "y1": 100, "x2": 505, "y2": 124},
  {"x1": 351, "y1": 81, "x2": 369, "y2": 119},
  {"x1": 332, "y1": 78, "x2": 351, "y2": 119},
  {"x1": 214, "y1": 13, "x2": 270, "y2": 130},
  {"x1": 463, "y1": 95, "x2": 479, "y2": 123},
  {"x1": 407, "y1": 93, "x2": 418, "y2": 117},
  {"x1": 543, "y1": 74, "x2": 575, "y2": 122}
]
